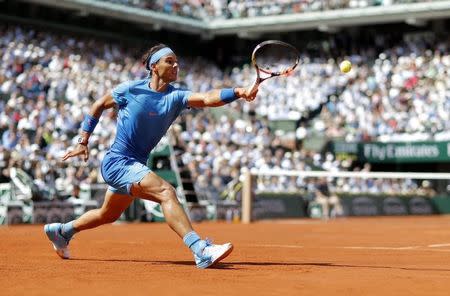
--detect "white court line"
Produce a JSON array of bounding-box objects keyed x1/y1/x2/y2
[
  {"x1": 427, "y1": 243, "x2": 450, "y2": 248},
  {"x1": 341, "y1": 246, "x2": 420, "y2": 250},
  {"x1": 246, "y1": 244, "x2": 450, "y2": 252},
  {"x1": 251, "y1": 245, "x2": 417, "y2": 250},
  {"x1": 260, "y1": 220, "x2": 324, "y2": 225},
  {"x1": 252, "y1": 244, "x2": 303, "y2": 249}
]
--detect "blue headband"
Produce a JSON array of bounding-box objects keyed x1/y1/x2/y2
[{"x1": 147, "y1": 47, "x2": 174, "y2": 70}]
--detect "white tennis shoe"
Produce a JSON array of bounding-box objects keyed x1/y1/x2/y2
[
  {"x1": 194, "y1": 239, "x2": 233, "y2": 269},
  {"x1": 44, "y1": 223, "x2": 71, "y2": 259}
]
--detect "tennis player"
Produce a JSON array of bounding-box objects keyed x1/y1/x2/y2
[{"x1": 44, "y1": 43, "x2": 258, "y2": 269}]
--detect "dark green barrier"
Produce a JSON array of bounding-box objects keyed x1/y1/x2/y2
[
  {"x1": 252, "y1": 193, "x2": 444, "y2": 219},
  {"x1": 333, "y1": 141, "x2": 450, "y2": 163},
  {"x1": 147, "y1": 144, "x2": 171, "y2": 169},
  {"x1": 253, "y1": 193, "x2": 307, "y2": 219},
  {"x1": 338, "y1": 194, "x2": 437, "y2": 216},
  {"x1": 430, "y1": 196, "x2": 450, "y2": 214},
  {"x1": 155, "y1": 170, "x2": 179, "y2": 187}
]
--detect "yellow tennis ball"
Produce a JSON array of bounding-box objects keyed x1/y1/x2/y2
[{"x1": 340, "y1": 60, "x2": 352, "y2": 73}]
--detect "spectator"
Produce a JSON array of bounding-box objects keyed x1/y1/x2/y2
[
  {"x1": 312, "y1": 177, "x2": 343, "y2": 219},
  {"x1": 2, "y1": 124, "x2": 21, "y2": 150},
  {"x1": 67, "y1": 183, "x2": 83, "y2": 205}
]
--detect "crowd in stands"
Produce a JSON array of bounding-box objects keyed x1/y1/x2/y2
[
  {"x1": 0, "y1": 24, "x2": 448, "y2": 203},
  {"x1": 100, "y1": 0, "x2": 436, "y2": 20}
]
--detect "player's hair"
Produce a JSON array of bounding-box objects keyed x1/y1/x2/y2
[{"x1": 142, "y1": 43, "x2": 168, "y2": 71}]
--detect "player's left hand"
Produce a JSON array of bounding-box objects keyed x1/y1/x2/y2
[{"x1": 62, "y1": 144, "x2": 90, "y2": 162}]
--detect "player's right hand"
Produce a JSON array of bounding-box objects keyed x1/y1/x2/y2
[
  {"x1": 62, "y1": 144, "x2": 90, "y2": 162},
  {"x1": 242, "y1": 85, "x2": 259, "y2": 102}
]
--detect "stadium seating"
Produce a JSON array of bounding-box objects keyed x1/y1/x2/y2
[
  {"x1": 97, "y1": 0, "x2": 433, "y2": 20},
  {"x1": 0, "y1": 23, "x2": 449, "y2": 215}
]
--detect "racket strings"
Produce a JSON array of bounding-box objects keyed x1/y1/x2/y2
[{"x1": 254, "y1": 44, "x2": 299, "y2": 74}]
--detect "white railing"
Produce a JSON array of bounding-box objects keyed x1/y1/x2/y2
[{"x1": 241, "y1": 169, "x2": 450, "y2": 223}]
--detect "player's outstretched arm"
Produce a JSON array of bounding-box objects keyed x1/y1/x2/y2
[
  {"x1": 188, "y1": 85, "x2": 258, "y2": 108},
  {"x1": 62, "y1": 93, "x2": 117, "y2": 162}
]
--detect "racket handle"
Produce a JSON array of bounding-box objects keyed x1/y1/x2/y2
[{"x1": 249, "y1": 80, "x2": 260, "y2": 96}]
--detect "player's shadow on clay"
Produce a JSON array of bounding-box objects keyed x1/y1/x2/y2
[
  {"x1": 230, "y1": 262, "x2": 450, "y2": 272},
  {"x1": 71, "y1": 258, "x2": 450, "y2": 272},
  {"x1": 72, "y1": 258, "x2": 236, "y2": 269}
]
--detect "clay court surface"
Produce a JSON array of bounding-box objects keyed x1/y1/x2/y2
[{"x1": 2, "y1": 216, "x2": 450, "y2": 296}]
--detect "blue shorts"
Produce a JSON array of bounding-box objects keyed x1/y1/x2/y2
[{"x1": 100, "y1": 151, "x2": 151, "y2": 195}]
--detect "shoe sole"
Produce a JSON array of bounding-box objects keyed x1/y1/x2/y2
[
  {"x1": 52, "y1": 244, "x2": 69, "y2": 259},
  {"x1": 209, "y1": 243, "x2": 234, "y2": 268},
  {"x1": 44, "y1": 224, "x2": 70, "y2": 259}
]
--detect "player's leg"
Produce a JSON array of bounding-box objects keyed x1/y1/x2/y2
[
  {"x1": 73, "y1": 190, "x2": 133, "y2": 230},
  {"x1": 44, "y1": 190, "x2": 133, "y2": 259},
  {"x1": 130, "y1": 172, "x2": 191, "y2": 238},
  {"x1": 130, "y1": 171, "x2": 233, "y2": 268}
]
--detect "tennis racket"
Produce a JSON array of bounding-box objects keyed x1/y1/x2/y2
[{"x1": 250, "y1": 40, "x2": 300, "y2": 94}]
